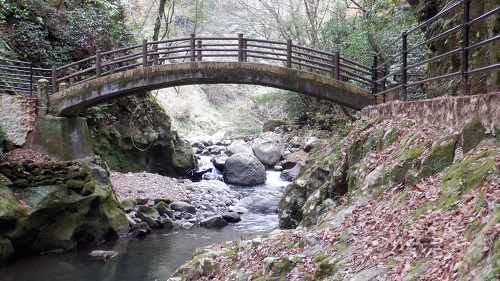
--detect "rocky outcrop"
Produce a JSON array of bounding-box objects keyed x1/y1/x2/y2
[
  {"x1": 86, "y1": 95, "x2": 195, "y2": 178},
  {"x1": 0, "y1": 95, "x2": 36, "y2": 147},
  {"x1": 171, "y1": 116, "x2": 500, "y2": 281},
  {"x1": 223, "y1": 153, "x2": 266, "y2": 186},
  {"x1": 0, "y1": 156, "x2": 129, "y2": 265}
]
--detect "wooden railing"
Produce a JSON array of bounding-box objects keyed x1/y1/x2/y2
[
  {"x1": 49, "y1": 33, "x2": 373, "y2": 94},
  {"x1": 1, "y1": 0, "x2": 498, "y2": 103},
  {"x1": 372, "y1": 0, "x2": 500, "y2": 102}
]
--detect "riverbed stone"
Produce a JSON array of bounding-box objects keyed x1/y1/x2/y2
[
  {"x1": 221, "y1": 211, "x2": 242, "y2": 223},
  {"x1": 235, "y1": 190, "x2": 282, "y2": 213},
  {"x1": 226, "y1": 140, "x2": 254, "y2": 156},
  {"x1": 137, "y1": 206, "x2": 160, "y2": 220},
  {"x1": 154, "y1": 201, "x2": 173, "y2": 218},
  {"x1": 262, "y1": 119, "x2": 288, "y2": 132},
  {"x1": 121, "y1": 198, "x2": 137, "y2": 212},
  {"x1": 281, "y1": 164, "x2": 301, "y2": 181},
  {"x1": 170, "y1": 201, "x2": 197, "y2": 214},
  {"x1": 200, "y1": 215, "x2": 229, "y2": 227},
  {"x1": 211, "y1": 154, "x2": 228, "y2": 171},
  {"x1": 251, "y1": 132, "x2": 285, "y2": 167},
  {"x1": 223, "y1": 153, "x2": 266, "y2": 186}
]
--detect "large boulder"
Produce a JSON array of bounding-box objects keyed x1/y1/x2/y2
[
  {"x1": 235, "y1": 190, "x2": 282, "y2": 213},
  {"x1": 223, "y1": 154, "x2": 267, "y2": 186},
  {"x1": 262, "y1": 119, "x2": 287, "y2": 132},
  {"x1": 251, "y1": 132, "x2": 285, "y2": 167},
  {"x1": 0, "y1": 157, "x2": 129, "y2": 264},
  {"x1": 170, "y1": 201, "x2": 197, "y2": 214},
  {"x1": 200, "y1": 215, "x2": 229, "y2": 228},
  {"x1": 226, "y1": 140, "x2": 254, "y2": 156}
]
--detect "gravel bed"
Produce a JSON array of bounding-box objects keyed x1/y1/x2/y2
[{"x1": 110, "y1": 171, "x2": 191, "y2": 202}]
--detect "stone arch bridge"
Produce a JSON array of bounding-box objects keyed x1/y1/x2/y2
[{"x1": 45, "y1": 34, "x2": 373, "y2": 117}]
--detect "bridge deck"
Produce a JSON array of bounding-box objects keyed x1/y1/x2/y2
[{"x1": 49, "y1": 62, "x2": 373, "y2": 117}]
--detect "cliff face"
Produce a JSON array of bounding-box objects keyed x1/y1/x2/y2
[
  {"x1": 172, "y1": 114, "x2": 499, "y2": 280},
  {"x1": 84, "y1": 94, "x2": 195, "y2": 178},
  {"x1": 406, "y1": 0, "x2": 499, "y2": 96}
]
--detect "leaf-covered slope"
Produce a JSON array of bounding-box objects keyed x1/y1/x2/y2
[{"x1": 172, "y1": 117, "x2": 500, "y2": 280}]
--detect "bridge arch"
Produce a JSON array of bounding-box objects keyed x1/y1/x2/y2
[{"x1": 49, "y1": 62, "x2": 372, "y2": 117}]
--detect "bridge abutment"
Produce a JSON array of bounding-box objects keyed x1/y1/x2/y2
[{"x1": 25, "y1": 116, "x2": 94, "y2": 161}]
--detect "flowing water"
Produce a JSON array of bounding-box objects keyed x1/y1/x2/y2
[{"x1": 0, "y1": 170, "x2": 288, "y2": 281}]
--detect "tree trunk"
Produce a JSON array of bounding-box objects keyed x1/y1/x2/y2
[{"x1": 153, "y1": 0, "x2": 168, "y2": 41}]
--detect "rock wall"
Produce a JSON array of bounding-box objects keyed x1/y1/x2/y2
[
  {"x1": 172, "y1": 115, "x2": 500, "y2": 280},
  {"x1": 0, "y1": 95, "x2": 36, "y2": 147},
  {"x1": 362, "y1": 92, "x2": 500, "y2": 135}
]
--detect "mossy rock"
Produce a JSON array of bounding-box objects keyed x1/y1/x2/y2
[
  {"x1": 120, "y1": 198, "x2": 137, "y2": 212},
  {"x1": 418, "y1": 134, "x2": 458, "y2": 179},
  {"x1": 440, "y1": 147, "x2": 497, "y2": 196},
  {"x1": 462, "y1": 118, "x2": 487, "y2": 153},
  {"x1": 0, "y1": 235, "x2": 14, "y2": 264},
  {"x1": 0, "y1": 186, "x2": 29, "y2": 234},
  {"x1": 154, "y1": 201, "x2": 173, "y2": 218},
  {"x1": 313, "y1": 257, "x2": 343, "y2": 279}
]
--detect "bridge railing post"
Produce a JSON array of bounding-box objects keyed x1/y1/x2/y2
[
  {"x1": 142, "y1": 39, "x2": 148, "y2": 67},
  {"x1": 190, "y1": 33, "x2": 196, "y2": 62},
  {"x1": 110, "y1": 55, "x2": 116, "y2": 74},
  {"x1": 51, "y1": 65, "x2": 57, "y2": 94},
  {"x1": 238, "y1": 33, "x2": 245, "y2": 62},
  {"x1": 332, "y1": 51, "x2": 340, "y2": 80},
  {"x1": 96, "y1": 49, "x2": 101, "y2": 78},
  {"x1": 401, "y1": 31, "x2": 408, "y2": 101},
  {"x1": 238, "y1": 33, "x2": 243, "y2": 62},
  {"x1": 197, "y1": 40, "x2": 203, "y2": 61},
  {"x1": 153, "y1": 44, "x2": 159, "y2": 66},
  {"x1": 69, "y1": 69, "x2": 74, "y2": 85},
  {"x1": 286, "y1": 39, "x2": 292, "y2": 68}
]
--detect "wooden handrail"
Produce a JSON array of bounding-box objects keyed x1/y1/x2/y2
[{"x1": 46, "y1": 34, "x2": 373, "y2": 94}]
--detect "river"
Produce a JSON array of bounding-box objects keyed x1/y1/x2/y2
[{"x1": 0, "y1": 171, "x2": 288, "y2": 281}]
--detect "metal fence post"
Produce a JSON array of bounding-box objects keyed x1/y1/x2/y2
[
  {"x1": 96, "y1": 50, "x2": 101, "y2": 78},
  {"x1": 372, "y1": 54, "x2": 378, "y2": 100},
  {"x1": 29, "y1": 63, "x2": 33, "y2": 97},
  {"x1": 286, "y1": 39, "x2": 292, "y2": 68},
  {"x1": 401, "y1": 30, "x2": 408, "y2": 101},
  {"x1": 190, "y1": 33, "x2": 196, "y2": 62},
  {"x1": 461, "y1": 0, "x2": 470, "y2": 96},
  {"x1": 142, "y1": 39, "x2": 148, "y2": 67},
  {"x1": 51, "y1": 65, "x2": 57, "y2": 94}
]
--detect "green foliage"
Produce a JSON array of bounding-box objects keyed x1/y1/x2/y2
[
  {"x1": 5, "y1": 1, "x2": 133, "y2": 67},
  {"x1": 0, "y1": 0, "x2": 30, "y2": 23}
]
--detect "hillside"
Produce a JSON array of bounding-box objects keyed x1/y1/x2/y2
[{"x1": 172, "y1": 115, "x2": 500, "y2": 280}]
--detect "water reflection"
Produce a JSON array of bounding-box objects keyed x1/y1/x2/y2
[{"x1": 0, "y1": 172, "x2": 288, "y2": 281}]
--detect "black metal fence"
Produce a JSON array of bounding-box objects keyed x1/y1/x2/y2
[
  {"x1": 0, "y1": 57, "x2": 50, "y2": 96},
  {"x1": 372, "y1": 0, "x2": 500, "y2": 103}
]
